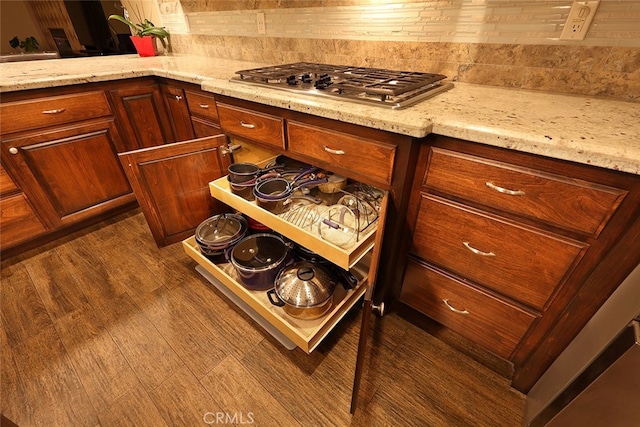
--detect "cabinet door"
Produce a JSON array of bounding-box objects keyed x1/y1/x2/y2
[
  {"x1": 0, "y1": 119, "x2": 135, "y2": 228},
  {"x1": 0, "y1": 192, "x2": 48, "y2": 248},
  {"x1": 118, "y1": 135, "x2": 230, "y2": 247},
  {"x1": 160, "y1": 84, "x2": 195, "y2": 142},
  {"x1": 109, "y1": 81, "x2": 174, "y2": 150}
]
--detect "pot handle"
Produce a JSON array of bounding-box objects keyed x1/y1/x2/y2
[
  {"x1": 332, "y1": 266, "x2": 358, "y2": 290},
  {"x1": 267, "y1": 289, "x2": 286, "y2": 307}
]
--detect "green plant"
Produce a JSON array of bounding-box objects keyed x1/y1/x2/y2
[
  {"x1": 108, "y1": 13, "x2": 169, "y2": 48},
  {"x1": 9, "y1": 36, "x2": 39, "y2": 52}
]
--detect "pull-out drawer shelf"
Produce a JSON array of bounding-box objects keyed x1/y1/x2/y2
[{"x1": 182, "y1": 236, "x2": 369, "y2": 353}]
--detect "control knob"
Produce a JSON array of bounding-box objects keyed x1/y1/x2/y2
[
  {"x1": 286, "y1": 75, "x2": 298, "y2": 85},
  {"x1": 314, "y1": 74, "x2": 332, "y2": 90}
]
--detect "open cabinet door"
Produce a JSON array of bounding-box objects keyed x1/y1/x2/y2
[
  {"x1": 118, "y1": 135, "x2": 232, "y2": 247},
  {"x1": 351, "y1": 191, "x2": 389, "y2": 413}
]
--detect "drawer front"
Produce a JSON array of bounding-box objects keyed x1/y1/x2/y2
[
  {"x1": 425, "y1": 148, "x2": 626, "y2": 236},
  {"x1": 401, "y1": 258, "x2": 537, "y2": 359},
  {"x1": 186, "y1": 91, "x2": 219, "y2": 122},
  {"x1": 412, "y1": 194, "x2": 587, "y2": 310},
  {"x1": 217, "y1": 103, "x2": 285, "y2": 149},
  {"x1": 1, "y1": 91, "x2": 112, "y2": 134},
  {"x1": 0, "y1": 192, "x2": 47, "y2": 249},
  {"x1": 0, "y1": 164, "x2": 18, "y2": 195},
  {"x1": 287, "y1": 121, "x2": 396, "y2": 185}
]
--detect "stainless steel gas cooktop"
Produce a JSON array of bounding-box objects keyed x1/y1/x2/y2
[{"x1": 231, "y1": 62, "x2": 453, "y2": 110}]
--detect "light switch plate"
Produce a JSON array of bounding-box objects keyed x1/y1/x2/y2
[
  {"x1": 560, "y1": 1, "x2": 600, "y2": 40},
  {"x1": 257, "y1": 12, "x2": 266, "y2": 35}
]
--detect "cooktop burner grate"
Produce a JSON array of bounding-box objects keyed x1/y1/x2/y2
[{"x1": 231, "y1": 62, "x2": 453, "y2": 109}]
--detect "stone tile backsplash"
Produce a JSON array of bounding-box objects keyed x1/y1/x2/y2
[{"x1": 160, "y1": 0, "x2": 640, "y2": 101}]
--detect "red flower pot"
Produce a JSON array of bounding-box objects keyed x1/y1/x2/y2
[{"x1": 130, "y1": 35, "x2": 157, "y2": 57}]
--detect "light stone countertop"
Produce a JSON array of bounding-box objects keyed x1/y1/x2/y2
[{"x1": 1, "y1": 54, "x2": 638, "y2": 175}]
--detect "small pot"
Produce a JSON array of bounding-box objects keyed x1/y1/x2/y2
[
  {"x1": 195, "y1": 214, "x2": 247, "y2": 260},
  {"x1": 227, "y1": 176, "x2": 256, "y2": 200},
  {"x1": 254, "y1": 176, "x2": 327, "y2": 204},
  {"x1": 228, "y1": 162, "x2": 283, "y2": 184},
  {"x1": 229, "y1": 233, "x2": 291, "y2": 290},
  {"x1": 267, "y1": 261, "x2": 337, "y2": 320}
]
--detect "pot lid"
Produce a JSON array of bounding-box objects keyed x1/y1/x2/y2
[
  {"x1": 274, "y1": 261, "x2": 336, "y2": 308},
  {"x1": 195, "y1": 214, "x2": 246, "y2": 245},
  {"x1": 231, "y1": 233, "x2": 288, "y2": 270},
  {"x1": 196, "y1": 214, "x2": 245, "y2": 244}
]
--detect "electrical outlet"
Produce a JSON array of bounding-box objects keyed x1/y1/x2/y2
[
  {"x1": 257, "y1": 12, "x2": 266, "y2": 35},
  {"x1": 560, "y1": 1, "x2": 600, "y2": 40}
]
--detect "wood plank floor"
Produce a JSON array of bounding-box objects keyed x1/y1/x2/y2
[{"x1": 1, "y1": 210, "x2": 525, "y2": 426}]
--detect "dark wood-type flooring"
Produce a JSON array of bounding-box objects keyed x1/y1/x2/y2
[{"x1": 1, "y1": 210, "x2": 525, "y2": 426}]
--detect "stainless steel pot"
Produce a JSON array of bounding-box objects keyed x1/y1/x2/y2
[{"x1": 267, "y1": 261, "x2": 337, "y2": 320}]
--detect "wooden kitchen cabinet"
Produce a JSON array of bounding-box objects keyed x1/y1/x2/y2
[
  {"x1": 159, "y1": 83, "x2": 196, "y2": 141},
  {"x1": 116, "y1": 81, "x2": 232, "y2": 246},
  {"x1": 185, "y1": 89, "x2": 222, "y2": 137},
  {"x1": 118, "y1": 135, "x2": 231, "y2": 247},
  {"x1": 216, "y1": 102, "x2": 286, "y2": 150},
  {"x1": 182, "y1": 173, "x2": 382, "y2": 352},
  {"x1": 0, "y1": 164, "x2": 47, "y2": 248},
  {"x1": 400, "y1": 134, "x2": 640, "y2": 393},
  {"x1": 1, "y1": 119, "x2": 134, "y2": 229},
  {"x1": 108, "y1": 78, "x2": 176, "y2": 150},
  {"x1": 287, "y1": 121, "x2": 396, "y2": 186},
  {"x1": 214, "y1": 94, "x2": 419, "y2": 308},
  {"x1": 0, "y1": 85, "x2": 136, "y2": 253}
]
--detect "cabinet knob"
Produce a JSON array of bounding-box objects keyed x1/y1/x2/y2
[
  {"x1": 174, "y1": 95, "x2": 183, "y2": 101},
  {"x1": 8, "y1": 147, "x2": 18, "y2": 155}
]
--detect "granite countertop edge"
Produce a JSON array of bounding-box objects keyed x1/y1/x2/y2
[{"x1": 1, "y1": 54, "x2": 638, "y2": 175}]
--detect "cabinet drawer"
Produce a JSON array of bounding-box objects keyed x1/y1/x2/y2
[
  {"x1": 424, "y1": 148, "x2": 626, "y2": 236},
  {"x1": 217, "y1": 103, "x2": 285, "y2": 149},
  {"x1": 0, "y1": 164, "x2": 18, "y2": 195},
  {"x1": 182, "y1": 236, "x2": 369, "y2": 353},
  {"x1": 412, "y1": 194, "x2": 587, "y2": 311},
  {"x1": 0, "y1": 91, "x2": 112, "y2": 134},
  {"x1": 287, "y1": 121, "x2": 396, "y2": 185},
  {"x1": 186, "y1": 91, "x2": 218, "y2": 122},
  {"x1": 0, "y1": 192, "x2": 47, "y2": 248},
  {"x1": 400, "y1": 258, "x2": 537, "y2": 359}
]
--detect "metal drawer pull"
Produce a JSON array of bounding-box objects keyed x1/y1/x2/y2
[
  {"x1": 485, "y1": 181, "x2": 525, "y2": 196},
  {"x1": 174, "y1": 95, "x2": 183, "y2": 101},
  {"x1": 240, "y1": 121, "x2": 255, "y2": 129},
  {"x1": 443, "y1": 299, "x2": 469, "y2": 315},
  {"x1": 323, "y1": 145, "x2": 345, "y2": 155},
  {"x1": 463, "y1": 241, "x2": 495, "y2": 257},
  {"x1": 42, "y1": 108, "x2": 65, "y2": 114},
  {"x1": 198, "y1": 103, "x2": 209, "y2": 109}
]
